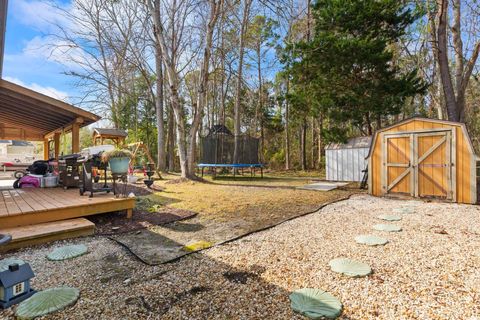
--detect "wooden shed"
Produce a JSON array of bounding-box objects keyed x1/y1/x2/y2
[{"x1": 367, "y1": 117, "x2": 478, "y2": 204}]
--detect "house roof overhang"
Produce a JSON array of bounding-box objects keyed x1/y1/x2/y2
[
  {"x1": 0, "y1": 2, "x2": 100, "y2": 141},
  {"x1": 0, "y1": 79, "x2": 101, "y2": 141}
]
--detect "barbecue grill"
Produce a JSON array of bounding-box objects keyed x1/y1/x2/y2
[
  {"x1": 58, "y1": 154, "x2": 82, "y2": 189},
  {"x1": 78, "y1": 146, "x2": 113, "y2": 197}
]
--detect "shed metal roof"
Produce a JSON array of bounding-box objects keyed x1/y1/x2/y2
[
  {"x1": 93, "y1": 128, "x2": 128, "y2": 137},
  {"x1": 325, "y1": 136, "x2": 372, "y2": 150}
]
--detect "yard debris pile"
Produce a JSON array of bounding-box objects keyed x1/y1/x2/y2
[{"x1": 1, "y1": 195, "x2": 479, "y2": 319}]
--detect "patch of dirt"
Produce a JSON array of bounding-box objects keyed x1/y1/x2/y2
[
  {"x1": 88, "y1": 206, "x2": 197, "y2": 236},
  {"x1": 93, "y1": 182, "x2": 162, "y2": 196},
  {"x1": 87, "y1": 183, "x2": 197, "y2": 235},
  {"x1": 222, "y1": 271, "x2": 258, "y2": 284}
]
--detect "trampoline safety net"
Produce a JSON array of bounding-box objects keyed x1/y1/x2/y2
[{"x1": 200, "y1": 134, "x2": 260, "y2": 165}]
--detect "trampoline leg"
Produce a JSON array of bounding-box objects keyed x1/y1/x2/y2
[
  {"x1": 201, "y1": 167, "x2": 204, "y2": 177},
  {"x1": 261, "y1": 167, "x2": 263, "y2": 178}
]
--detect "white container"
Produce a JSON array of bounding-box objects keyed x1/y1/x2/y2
[
  {"x1": 44, "y1": 176, "x2": 58, "y2": 188},
  {"x1": 127, "y1": 175, "x2": 139, "y2": 184}
]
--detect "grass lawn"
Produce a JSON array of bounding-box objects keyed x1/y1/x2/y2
[{"x1": 143, "y1": 172, "x2": 359, "y2": 223}]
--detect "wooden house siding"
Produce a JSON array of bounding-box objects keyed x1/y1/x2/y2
[{"x1": 368, "y1": 118, "x2": 477, "y2": 204}]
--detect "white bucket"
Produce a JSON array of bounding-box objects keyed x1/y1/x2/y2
[
  {"x1": 44, "y1": 176, "x2": 58, "y2": 188},
  {"x1": 127, "y1": 175, "x2": 139, "y2": 184}
]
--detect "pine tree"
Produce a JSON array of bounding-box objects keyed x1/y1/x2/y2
[{"x1": 288, "y1": 0, "x2": 426, "y2": 141}]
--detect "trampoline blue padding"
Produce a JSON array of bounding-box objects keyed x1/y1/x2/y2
[{"x1": 197, "y1": 163, "x2": 264, "y2": 168}]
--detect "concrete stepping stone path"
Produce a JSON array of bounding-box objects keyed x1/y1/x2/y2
[
  {"x1": 355, "y1": 235, "x2": 389, "y2": 246},
  {"x1": 329, "y1": 258, "x2": 372, "y2": 277},
  {"x1": 15, "y1": 287, "x2": 80, "y2": 319},
  {"x1": 377, "y1": 214, "x2": 402, "y2": 221},
  {"x1": 289, "y1": 288, "x2": 343, "y2": 319}
]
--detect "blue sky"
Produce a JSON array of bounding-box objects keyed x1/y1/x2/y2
[{"x1": 3, "y1": 0, "x2": 74, "y2": 101}]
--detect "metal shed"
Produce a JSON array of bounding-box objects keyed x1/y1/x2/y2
[{"x1": 325, "y1": 136, "x2": 372, "y2": 182}]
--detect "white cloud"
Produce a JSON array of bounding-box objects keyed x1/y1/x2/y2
[
  {"x1": 23, "y1": 35, "x2": 88, "y2": 69},
  {"x1": 10, "y1": 0, "x2": 73, "y2": 32},
  {"x1": 4, "y1": 76, "x2": 69, "y2": 101}
]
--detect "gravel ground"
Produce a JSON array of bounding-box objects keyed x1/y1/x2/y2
[{"x1": 1, "y1": 194, "x2": 480, "y2": 319}]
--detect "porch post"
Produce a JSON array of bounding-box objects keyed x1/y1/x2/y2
[
  {"x1": 54, "y1": 132, "x2": 61, "y2": 159},
  {"x1": 72, "y1": 117, "x2": 83, "y2": 154},
  {"x1": 43, "y1": 137, "x2": 50, "y2": 160}
]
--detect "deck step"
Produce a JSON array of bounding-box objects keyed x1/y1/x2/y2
[{"x1": 0, "y1": 218, "x2": 95, "y2": 253}]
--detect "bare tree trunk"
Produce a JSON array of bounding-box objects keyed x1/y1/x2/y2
[
  {"x1": 146, "y1": 0, "x2": 188, "y2": 177},
  {"x1": 310, "y1": 116, "x2": 315, "y2": 169},
  {"x1": 233, "y1": 0, "x2": 252, "y2": 164},
  {"x1": 317, "y1": 115, "x2": 323, "y2": 168},
  {"x1": 154, "y1": 3, "x2": 166, "y2": 172},
  {"x1": 186, "y1": 0, "x2": 222, "y2": 177},
  {"x1": 436, "y1": 0, "x2": 458, "y2": 121},
  {"x1": 435, "y1": 0, "x2": 480, "y2": 122},
  {"x1": 285, "y1": 77, "x2": 290, "y2": 170},
  {"x1": 427, "y1": 0, "x2": 444, "y2": 119},
  {"x1": 219, "y1": 1, "x2": 226, "y2": 126},
  {"x1": 167, "y1": 103, "x2": 175, "y2": 172},
  {"x1": 256, "y1": 41, "x2": 264, "y2": 163},
  {"x1": 301, "y1": 119, "x2": 307, "y2": 170}
]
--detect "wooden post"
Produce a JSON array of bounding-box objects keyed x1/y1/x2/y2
[
  {"x1": 72, "y1": 122, "x2": 80, "y2": 153},
  {"x1": 53, "y1": 132, "x2": 61, "y2": 159},
  {"x1": 43, "y1": 137, "x2": 50, "y2": 160}
]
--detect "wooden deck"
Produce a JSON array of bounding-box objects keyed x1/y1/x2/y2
[{"x1": 0, "y1": 188, "x2": 135, "y2": 228}]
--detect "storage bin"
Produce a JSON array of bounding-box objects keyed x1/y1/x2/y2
[{"x1": 44, "y1": 176, "x2": 58, "y2": 188}]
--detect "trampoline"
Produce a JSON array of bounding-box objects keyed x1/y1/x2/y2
[
  {"x1": 198, "y1": 163, "x2": 264, "y2": 178},
  {"x1": 197, "y1": 125, "x2": 264, "y2": 178}
]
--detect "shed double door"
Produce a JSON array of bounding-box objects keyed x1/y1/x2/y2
[{"x1": 381, "y1": 129, "x2": 455, "y2": 201}]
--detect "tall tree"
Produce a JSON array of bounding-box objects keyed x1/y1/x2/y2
[
  {"x1": 186, "y1": 0, "x2": 223, "y2": 177},
  {"x1": 151, "y1": 0, "x2": 166, "y2": 172},
  {"x1": 288, "y1": 0, "x2": 426, "y2": 141},
  {"x1": 233, "y1": 0, "x2": 253, "y2": 164},
  {"x1": 434, "y1": 0, "x2": 480, "y2": 122},
  {"x1": 145, "y1": 0, "x2": 191, "y2": 178}
]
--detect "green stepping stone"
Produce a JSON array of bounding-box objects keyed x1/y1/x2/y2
[
  {"x1": 15, "y1": 287, "x2": 80, "y2": 319},
  {"x1": 289, "y1": 288, "x2": 342, "y2": 319},
  {"x1": 377, "y1": 214, "x2": 402, "y2": 221},
  {"x1": 47, "y1": 244, "x2": 88, "y2": 261},
  {"x1": 373, "y1": 224, "x2": 402, "y2": 232},
  {"x1": 392, "y1": 207, "x2": 414, "y2": 214},
  {"x1": 329, "y1": 258, "x2": 372, "y2": 277},
  {"x1": 0, "y1": 258, "x2": 25, "y2": 272},
  {"x1": 355, "y1": 235, "x2": 388, "y2": 246}
]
